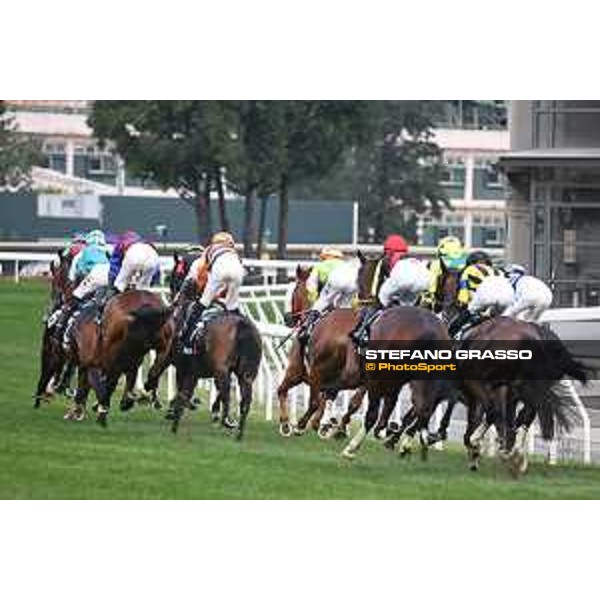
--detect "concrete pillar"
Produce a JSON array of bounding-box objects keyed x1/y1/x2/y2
[
  {"x1": 464, "y1": 155, "x2": 475, "y2": 247},
  {"x1": 65, "y1": 139, "x2": 75, "y2": 177},
  {"x1": 505, "y1": 172, "x2": 531, "y2": 266}
]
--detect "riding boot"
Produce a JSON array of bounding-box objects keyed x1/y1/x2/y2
[
  {"x1": 95, "y1": 286, "x2": 119, "y2": 324},
  {"x1": 60, "y1": 297, "x2": 83, "y2": 346},
  {"x1": 181, "y1": 300, "x2": 207, "y2": 352},
  {"x1": 297, "y1": 310, "x2": 320, "y2": 343},
  {"x1": 350, "y1": 306, "x2": 380, "y2": 347}
]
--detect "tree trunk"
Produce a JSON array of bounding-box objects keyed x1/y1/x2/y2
[
  {"x1": 276, "y1": 173, "x2": 289, "y2": 282},
  {"x1": 193, "y1": 177, "x2": 212, "y2": 244},
  {"x1": 243, "y1": 186, "x2": 257, "y2": 257},
  {"x1": 277, "y1": 173, "x2": 289, "y2": 260},
  {"x1": 255, "y1": 195, "x2": 268, "y2": 258},
  {"x1": 215, "y1": 166, "x2": 230, "y2": 232}
]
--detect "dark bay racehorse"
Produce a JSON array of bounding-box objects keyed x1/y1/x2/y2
[
  {"x1": 456, "y1": 317, "x2": 589, "y2": 475},
  {"x1": 169, "y1": 249, "x2": 204, "y2": 298},
  {"x1": 167, "y1": 288, "x2": 263, "y2": 441},
  {"x1": 34, "y1": 252, "x2": 77, "y2": 403},
  {"x1": 340, "y1": 305, "x2": 451, "y2": 460}
]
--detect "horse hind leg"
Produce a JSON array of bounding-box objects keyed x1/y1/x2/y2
[
  {"x1": 119, "y1": 366, "x2": 140, "y2": 412},
  {"x1": 214, "y1": 371, "x2": 236, "y2": 431},
  {"x1": 334, "y1": 387, "x2": 367, "y2": 439},
  {"x1": 341, "y1": 395, "x2": 382, "y2": 460},
  {"x1": 236, "y1": 374, "x2": 255, "y2": 441},
  {"x1": 277, "y1": 349, "x2": 305, "y2": 437},
  {"x1": 64, "y1": 368, "x2": 90, "y2": 422}
]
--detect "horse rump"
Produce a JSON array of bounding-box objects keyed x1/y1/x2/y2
[
  {"x1": 127, "y1": 305, "x2": 172, "y2": 340},
  {"x1": 234, "y1": 317, "x2": 262, "y2": 378}
]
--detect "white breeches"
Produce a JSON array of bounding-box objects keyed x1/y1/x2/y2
[
  {"x1": 200, "y1": 253, "x2": 245, "y2": 310},
  {"x1": 313, "y1": 263, "x2": 358, "y2": 312},
  {"x1": 468, "y1": 276, "x2": 515, "y2": 314},
  {"x1": 502, "y1": 276, "x2": 553, "y2": 322},
  {"x1": 378, "y1": 258, "x2": 432, "y2": 307},
  {"x1": 72, "y1": 264, "x2": 109, "y2": 300},
  {"x1": 114, "y1": 243, "x2": 160, "y2": 292}
]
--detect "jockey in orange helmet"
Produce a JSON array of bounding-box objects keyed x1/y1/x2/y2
[{"x1": 180, "y1": 231, "x2": 245, "y2": 353}]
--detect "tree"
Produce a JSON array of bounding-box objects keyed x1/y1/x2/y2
[
  {"x1": 227, "y1": 101, "x2": 287, "y2": 256},
  {"x1": 290, "y1": 101, "x2": 449, "y2": 243},
  {"x1": 274, "y1": 101, "x2": 371, "y2": 258},
  {"x1": 0, "y1": 101, "x2": 42, "y2": 191},
  {"x1": 89, "y1": 101, "x2": 241, "y2": 243}
]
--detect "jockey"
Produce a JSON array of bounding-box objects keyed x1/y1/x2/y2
[
  {"x1": 502, "y1": 264, "x2": 553, "y2": 322},
  {"x1": 51, "y1": 230, "x2": 110, "y2": 334},
  {"x1": 180, "y1": 231, "x2": 245, "y2": 352},
  {"x1": 297, "y1": 246, "x2": 353, "y2": 342},
  {"x1": 420, "y1": 236, "x2": 467, "y2": 312},
  {"x1": 447, "y1": 250, "x2": 515, "y2": 337},
  {"x1": 108, "y1": 230, "x2": 161, "y2": 292},
  {"x1": 351, "y1": 234, "x2": 430, "y2": 346},
  {"x1": 61, "y1": 232, "x2": 87, "y2": 260}
]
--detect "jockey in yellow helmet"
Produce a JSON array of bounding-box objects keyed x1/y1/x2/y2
[
  {"x1": 420, "y1": 236, "x2": 467, "y2": 312},
  {"x1": 298, "y1": 246, "x2": 356, "y2": 342}
]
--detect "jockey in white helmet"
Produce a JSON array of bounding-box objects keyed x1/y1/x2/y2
[{"x1": 502, "y1": 264, "x2": 553, "y2": 322}]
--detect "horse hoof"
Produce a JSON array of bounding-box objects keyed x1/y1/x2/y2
[
  {"x1": 469, "y1": 462, "x2": 479, "y2": 472},
  {"x1": 318, "y1": 425, "x2": 330, "y2": 440},
  {"x1": 374, "y1": 429, "x2": 386, "y2": 441},
  {"x1": 293, "y1": 426, "x2": 305, "y2": 436},
  {"x1": 152, "y1": 400, "x2": 163, "y2": 411},
  {"x1": 341, "y1": 448, "x2": 355, "y2": 460},
  {"x1": 279, "y1": 423, "x2": 293, "y2": 437},
  {"x1": 120, "y1": 399, "x2": 135, "y2": 412},
  {"x1": 91, "y1": 403, "x2": 99, "y2": 413},
  {"x1": 97, "y1": 414, "x2": 108, "y2": 428},
  {"x1": 383, "y1": 440, "x2": 396, "y2": 451},
  {"x1": 222, "y1": 417, "x2": 238, "y2": 430},
  {"x1": 332, "y1": 428, "x2": 348, "y2": 440}
]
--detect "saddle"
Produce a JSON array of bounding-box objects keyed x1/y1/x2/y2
[{"x1": 186, "y1": 303, "x2": 235, "y2": 355}]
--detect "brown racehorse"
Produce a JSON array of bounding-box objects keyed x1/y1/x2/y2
[
  {"x1": 278, "y1": 265, "x2": 367, "y2": 438},
  {"x1": 44, "y1": 290, "x2": 173, "y2": 425},
  {"x1": 167, "y1": 289, "x2": 263, "y2": 441},
  {"x1": 34, "y1": 253, "x2": 77, "y2": 403},
  {"x1": 340, "y1": 305, "x2": 451, "y2": 460},
  {"x1": 456, "y1": 317, "x2": 589, "y2": 475}
]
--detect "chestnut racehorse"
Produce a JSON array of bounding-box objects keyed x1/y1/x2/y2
[
  {"x1": 278, "y1": 265, "x2": 367, "y2": 438},
  {"x1": 39, "y1": 290, "x2": 173, "y2": 425}
]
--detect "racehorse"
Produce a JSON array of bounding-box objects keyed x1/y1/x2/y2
[
  {"x1": 278, "y1": 265, "x2": 367, "y2": 438},
  {"x1": 39, "y1": 289, "x2": 173, "y2": 425},
  {"x1": 166, "y1": 285, "x2": 263, "y2": 441},
  {"x1": 456, "y1": 317, "x2": 589, "y2": 475},
  {"x1": 340, "y1": 303, "x2": 452, "y2": 460},
  {"x1": 34, "y1": 252, "x2": 77, "y2": 403},
  {"x1": 169, "y1": 249, "x2": 204, "y2": 298}
]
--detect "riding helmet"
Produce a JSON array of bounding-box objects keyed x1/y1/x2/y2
[
  {"x1": 319, "y1": 246, "x2": 344, "y2": 260},
  {"x1": 212, "y1": 231, "x2": 235, "y2": 247},
  {"x1": 383, "y1": 234, "x2": 409, "y2": 255},
  {"x1": 437, "y1": 236, "x2": 466, "y2": 270},
  {"x1": 466, "y1": 250, "x2": 492, "y2": 267}
]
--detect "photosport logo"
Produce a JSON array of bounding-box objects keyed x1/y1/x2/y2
[{"x1": 358, "y1": 339, "x2": 597, "y2": 381}]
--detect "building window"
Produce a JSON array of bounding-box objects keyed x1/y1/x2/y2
[
  {"x1": 441, "y1": 157, "x2": 466, "y2": 186},
  {"x1": 483, "y1": 163, "x2": 502, "y2": 188}
]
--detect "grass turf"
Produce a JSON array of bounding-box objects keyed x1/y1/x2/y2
[{"x1": 1, "y1": 279, "x2": 600, "y2": 499}]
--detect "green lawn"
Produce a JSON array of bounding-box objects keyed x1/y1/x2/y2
[{"x1": 1, "y1": 279, "x2": 600, "y2": 499}]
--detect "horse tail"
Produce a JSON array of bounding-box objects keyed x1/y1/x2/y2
[
  {"x1": 538, "y1": 323, "x2": 591, "y2": 385},
  {"x1": 529, "y1": 323, "x2": 591, "y2": 439},
  {"x1": 533, "y1": 385, "x2": 578, "y2": 440},
  {"x1": 128, "y1": 306, "x2": 172, "y2": 339},
  {"x1": 234, "y1": 318, "x2": 262, "y2": 379}
]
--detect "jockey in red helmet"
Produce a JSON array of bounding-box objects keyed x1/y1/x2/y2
[{"x1": 383, "y1": 234, "x2": 409, "y2": 270}]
